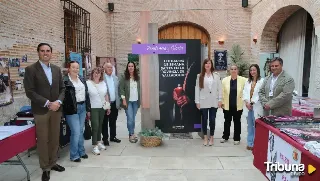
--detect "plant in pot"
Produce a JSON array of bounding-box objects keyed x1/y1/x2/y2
[
  {"x1": 226, "y1": 44, "x2": 250, "y2": 78},
  {"x1": 138, "y1": 127, "x2": 166, "y2": 147}
]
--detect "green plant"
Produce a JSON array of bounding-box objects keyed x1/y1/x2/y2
[
  {"x1": 138, "y1": 127, "x2": 166, "y2": 139},
  {"x1": 228, "y1": 44, "x2": 250, "y2": 77}
]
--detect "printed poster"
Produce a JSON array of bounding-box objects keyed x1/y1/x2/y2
[
  {"x1": 266, "y1": 131, "x2": 302, "y2": 181},
  {"x1": 156, "y1": 39, "x2": 201, "y2": 133},
  {"x1": 0, "y1": 57, "x2": 13, "y2": 106}
]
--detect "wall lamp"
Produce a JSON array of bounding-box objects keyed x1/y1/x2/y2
[
  {"x1": 253, "y1": 38, "x2": 257, "y2": 44},
  {"x1": 137, "y1": 38, "x2": 141, "y2": 44},
  {"x1": 218, "y1": 40, "x2": 224, "y2": 45}
]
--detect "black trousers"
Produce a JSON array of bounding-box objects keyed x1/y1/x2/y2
[
  {"x1": 222, "y1": 109, "x2": 243, "y2": 141},
  {"x1": 102, "y1": 102, "x2": 118, "y2": 140},
  {"x1": 200, "y1": 107, "x2": 218, "y2": 136}
]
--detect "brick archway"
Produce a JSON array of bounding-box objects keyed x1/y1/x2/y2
[
  {"x1": 251, "y1": 1, "x2": 320, "y2": 58},
  {"x1": 158, "y1": 22, "x2": 211, "y2": 58},
  {"x1": 259, "y1": 5, "x2": 303, "y2": 52},
  {"x1": 252, "y1": 1, "x2": 320, "y2": 98}
]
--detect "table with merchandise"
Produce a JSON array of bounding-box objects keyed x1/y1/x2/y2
[{"x1": 253, "y1": 115, "x2": 320, "y2": 181}]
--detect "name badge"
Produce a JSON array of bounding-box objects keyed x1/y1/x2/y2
[{"x1": 269, "y1": 90, "x2": 273, "y2": 96}]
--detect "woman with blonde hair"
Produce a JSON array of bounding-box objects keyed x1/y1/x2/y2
[
  {"x1": 195, "y1": 59, "x2": 222, "y2": 146},
  {"x1": 63, "y1": 61, "x2": 90, "y2": 162},
  {"x1": 86, "y1": 67, "x2": 110, "y2": 155},
  {"x1": 220, "y1": 64, "x2": 247, "y2": 145}
]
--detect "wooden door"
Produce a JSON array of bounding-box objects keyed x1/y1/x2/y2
[{"x1": 159, "y1": 23, "x2": 211, "y2": 58}]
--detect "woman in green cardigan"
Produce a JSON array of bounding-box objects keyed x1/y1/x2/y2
[{"x1": 119, "y1": 61, "x2": 140, "y2": 143}]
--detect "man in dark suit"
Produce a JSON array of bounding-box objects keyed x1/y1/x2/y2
[{"x1": 24, "y1": 43, "x2": 66, "y2": 181}]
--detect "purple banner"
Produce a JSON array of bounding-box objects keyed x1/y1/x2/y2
[
  {"x1": 194, "y1": 124, "x2": 201, "y2": 129},
  {"x1": 132, "y1": 43, "x2": 186, "y2": 54}
]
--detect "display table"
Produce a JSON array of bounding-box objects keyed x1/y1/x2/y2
[
  {"x1": 0, "y1": 125, "x2": 36, "y2": 181},
  {"x1": 253, "y1": 118, "x2": 320, "y2": 181},
  {"x1": 292, "y1": 104, "x2": 314, "y2": 117}
]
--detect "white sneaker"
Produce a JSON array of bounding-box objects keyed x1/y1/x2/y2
[
  {"x1": 98, "y1": 142, "x2": 106, "y2": 150},
  {"x1": 234, "y1": 141, "x2": 240, "y2": 145},
  {"x1": 92, "y1": 146, "x2": 100, "y2": 155},
  {"x1": 220, "y1": 139, "x2": 228, "y2": 143}
]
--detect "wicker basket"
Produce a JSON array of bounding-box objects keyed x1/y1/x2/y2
[{"x1": 140, "y1": 136, "x2": 162, "y2": 147}]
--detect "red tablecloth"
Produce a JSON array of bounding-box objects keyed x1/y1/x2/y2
[
  {"x1": 253, "y1": 119, "x2": 320, "y2": 181},
  {"x1": 292, "y1": 108, "x2": 313, "y2": 117},
  {"x1": 0, "y1": 126, "x2": 36, "y2": 163}
]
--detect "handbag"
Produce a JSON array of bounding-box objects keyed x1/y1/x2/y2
[
  {"x1": 92, "y1": 80, "x2": 111, "y2": 110},
  {"x1": 83, "y1": 119, "x2": 92, "y2": 140}
]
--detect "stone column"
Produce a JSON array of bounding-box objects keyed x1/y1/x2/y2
[
  {"x1": 139, "y1": 11, "x2": 151, "y2": 130},
  {"x1": 148, "y1": 23, "x2": 160, "y2": 122}
]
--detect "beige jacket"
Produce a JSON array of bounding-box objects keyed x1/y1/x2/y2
[{"x1": 195, "y1": 72, "x2": 222, "y2": 109}]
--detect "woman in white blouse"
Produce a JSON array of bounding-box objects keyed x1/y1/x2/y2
[
  {"x1": 63, "y1": 61, "x2": 91, "y2": 162},
  {"x1": 119, "y1": 61, "x2": 140, "y2": 143},
  {"x1": 195, "y1": 59, "x2": 222, "y2": 146},
  {"x1": 242, "y1": 64, "x2": 264, "y2": 150},
  {"x1": 86, "y1": 67, "x2": 110, "y2": 155}
]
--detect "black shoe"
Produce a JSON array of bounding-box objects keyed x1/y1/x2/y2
[
  {"x1": 72, "y1": 158, "x2": 81, "y2": 162},
  {"x1": 51, "y1": 164, "x2": 65, "y2": 172},
  {"x1": 41, "y1": 171, "x2": 50, "y2": 181},
  {"x1": 103, "y1": 140, "x2": 110, "y2": 146},
  {"x1": 110, "y1": 137, "x2": 121, "y2": 143},
  {"x1": 81, "y1": 154, "x2": 88, "y2": 159}
]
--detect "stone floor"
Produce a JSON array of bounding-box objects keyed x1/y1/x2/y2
[{"x1": 0, "y1": 109, "x2": 268, "y2": 181}]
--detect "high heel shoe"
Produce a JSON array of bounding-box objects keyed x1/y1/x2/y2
[
  {"x1": 203, "y1": 140, "x2": 208, "y2": 146},
  {"x1": 209, "y1": 137, "x2": 214, "y2": 146}
]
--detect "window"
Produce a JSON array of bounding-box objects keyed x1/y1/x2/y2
[{"x1": 62, "y1": 0, "x2": 91, "y2": 67}]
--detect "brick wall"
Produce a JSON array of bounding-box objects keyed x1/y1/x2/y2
[
  {"x1": 107, "y1": 0, "x2": 254, "y2": 73},
  {"x1": 251, "y1": 0, "x2": 320, "y2": 61},
  {"x1": 0, "y1": 0, "x2": 110, "y2": 124}
]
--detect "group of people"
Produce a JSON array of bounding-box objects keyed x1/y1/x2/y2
[
  {"x1": 23, "y1": 42, "x2": 295, "y2": 181},
  {"x1": 23, "y1": 43, "x2": 141, "y2": 181},
  {"x1": 195, "y1": 57, "x2": 294, "y2": 150}
]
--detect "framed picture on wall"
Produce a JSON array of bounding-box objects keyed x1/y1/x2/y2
[
  {"x1": 0, "y1": 57, "x2": 13, "y2": 107},
  {"x1": 214, "y1": 50, "x2": 227, "y2": 70}
]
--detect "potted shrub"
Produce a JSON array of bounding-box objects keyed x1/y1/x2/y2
[
  {"x1": 138, "y1": 127, "x2": 165, "y2": 147},
  {"x1": 226, "y1": 44, "x2": 250, "y2": 78}
]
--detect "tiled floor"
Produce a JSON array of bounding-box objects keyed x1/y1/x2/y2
[{"x1": 0, "y1": 109, "x2": 268, "y2": 181}]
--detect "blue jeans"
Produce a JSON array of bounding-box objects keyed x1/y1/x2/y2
[
  {"x1": 200, "y1": 107, "x2": 218, "y2": 136},
  {"x1": 65, "y1": 103, "x2": 86, "y2": 160},
  {"x1": 247, "y1": 109, "x2": 255, "y2": 147},
  {"x1": 125, "y1": 101, "x2": 138, "y2": 136}
]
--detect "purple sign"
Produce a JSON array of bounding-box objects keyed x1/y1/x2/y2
[
  {"x1": 194, "y1": 124, "x2": 201, "y2": 129},
  {"x1": 132, "y1": 43, "x2": 186, "y2": 54}
]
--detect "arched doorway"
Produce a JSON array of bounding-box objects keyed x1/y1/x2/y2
[
  {"x1": 259, "y1": 6, "x2": 317, "y2": 97},
  {"x1": 158, "y1": 22, "x2": 211, "y2": 59}
]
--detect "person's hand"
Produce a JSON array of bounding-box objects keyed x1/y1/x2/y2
[
  {"x1": 122, "y1": 99, "x2": 127, "y2": 107},
  {"x1": 49, "y1": 101, "x2": 60, "y2": 111},
  {"x1": 106, "y1": 109, "x2": 111, "y2": 115},
  {"x1": 196, "y1": 103, "x2": 200, "y2": 110},
  {"x1": 177, "y1": 95, "x2": 189, "y2": 107},
  {"x1": 86, "y1": 112, "x2": 90, "y2": 119},
  {"x1": 264, "y1": 104, "x2": 270, "y2": 110},
  {"x1": 246, "y1": 102, "x2": 252, "y2": 110},
  {"x1": 218, "y1": 101, "x2": 222, "y2": 108}
]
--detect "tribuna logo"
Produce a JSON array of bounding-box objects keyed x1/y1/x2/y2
[{"x1": 265, "y1": 162, "x2": 305, "y2": 176}]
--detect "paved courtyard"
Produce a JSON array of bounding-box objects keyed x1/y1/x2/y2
[{"x1": 0, "y1": 109, "x2": 267, "y2": 181}]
